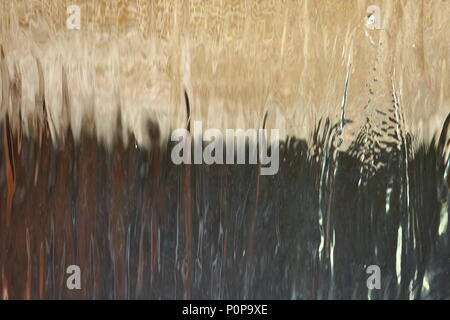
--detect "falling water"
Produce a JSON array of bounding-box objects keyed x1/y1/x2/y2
[{"x1": 0, "y1": 0, "x2": 449, "y2": 300}]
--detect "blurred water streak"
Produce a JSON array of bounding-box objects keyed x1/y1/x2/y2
[{"x1": 0, "y1": 116, "x2": 448, "y2": 299}]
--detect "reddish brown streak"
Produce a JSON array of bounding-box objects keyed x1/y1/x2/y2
[{"x1": 4, "y1": 122, "x2": 17, "y2": 227}]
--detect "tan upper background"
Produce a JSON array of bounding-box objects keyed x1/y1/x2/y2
[{"x1": 0, "y1": 0, "x2": 449, "y2": 151}]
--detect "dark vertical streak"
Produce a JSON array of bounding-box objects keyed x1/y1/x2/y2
[{"x1": 182, "y1": 90, "x2": 193, "y2": 299}]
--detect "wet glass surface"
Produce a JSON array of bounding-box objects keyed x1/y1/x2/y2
[
  {"x1": 0, "y1": 0, "x2": 449, "y2": 300},
  {"x1": 0, "y1": 118, "x2": 448, "y2": 299}
]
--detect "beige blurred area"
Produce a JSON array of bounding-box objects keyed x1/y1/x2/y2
[{"x1": 0, "y1": 0, "x2": 449, "y2": 150}]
